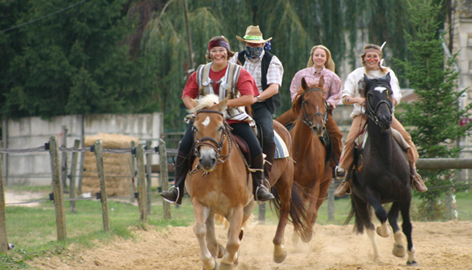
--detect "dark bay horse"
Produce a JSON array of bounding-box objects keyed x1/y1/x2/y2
[
  {"x1": 186, "y1": 94, "x2": 308, "y2": 269},
  {"x1": 346, "y1": 73, "x2": 417, "y2": 265},
  {"x1": 276, "y1": 77, "x2": 334, "y2": 243}
]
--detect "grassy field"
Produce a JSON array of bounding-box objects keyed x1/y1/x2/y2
[{"x1": 1, "y1": 185, "x2": 471, "y2": 269}]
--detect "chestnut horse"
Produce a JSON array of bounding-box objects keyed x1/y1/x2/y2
[
  {"x1": 276, "y1": 77, "x2": 334, "y2": 243},
  {"x1": 186, "y1": 95, "x2": 308, "y2": 269},
  {"x1": 346, "y1": 74, "x2": 417, "y2": 265}
]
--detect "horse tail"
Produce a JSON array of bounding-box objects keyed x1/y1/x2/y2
[
  {"x1": 271, "y1": 182, "x2": 310, "y2": 236},
  {"x1": 288, "y1": 182, "x2": 311, "y2": 236},
  {"x1": 344, "y1": 193, "x2": 370, "y2": 234}
]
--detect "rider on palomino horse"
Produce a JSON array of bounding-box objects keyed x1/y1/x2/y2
[{"x1": 160, "y1": 36, "x2": 274, "y2": 204}]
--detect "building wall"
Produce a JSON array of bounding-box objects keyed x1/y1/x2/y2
[{"x1": 2, "y1": 113, "x2": 163, "y2": 186}]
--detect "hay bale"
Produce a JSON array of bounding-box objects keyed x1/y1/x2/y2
[{"x1": 82, "y1": 133, "x2": 139, "y2": 197}]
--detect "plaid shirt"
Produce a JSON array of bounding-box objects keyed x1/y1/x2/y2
[
  {"x1": 230, "y1": 51, "x2": 284, "y2": 94},
  {"x1": 289, "y1": 66, "x2": 342, "y2": 108}
]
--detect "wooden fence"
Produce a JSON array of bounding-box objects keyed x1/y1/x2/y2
[{"x1": 0, "y1": 136, "x2": 173, "y2": 253}]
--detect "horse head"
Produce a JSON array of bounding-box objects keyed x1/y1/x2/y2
[
  {"x1": 191, "y1": 94, "x2": 230, "y2": 172},
  {"x1": 292, "y1": 77, "x2": 328, "y2": 137},
  {"x1": 364, "y1": 73, "x2": 394, "y2": 131}
]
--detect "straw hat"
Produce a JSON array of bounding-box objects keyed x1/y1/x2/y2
[{"x1": 236, "y1": 25, "x2": 272, "y2": 44}]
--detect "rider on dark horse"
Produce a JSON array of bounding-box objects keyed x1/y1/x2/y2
[
  {"x1": 334, "y1": 43, "x2": 428, "y2": 196},
  {"x1": 160, "y1": 36, "x2": 274, "y2": 204},
  {"x1": 230, "y1": 25, "x2": 284, "y2": 185}
]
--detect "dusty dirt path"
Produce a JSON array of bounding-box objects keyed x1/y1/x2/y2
[{"x1": 28, "y1": 219, "x2": 472, "y2": 270}]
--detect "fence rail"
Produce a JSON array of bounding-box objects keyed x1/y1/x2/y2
[{"x1": 0, "y1": 136, "x2": 174, "y2": 253}]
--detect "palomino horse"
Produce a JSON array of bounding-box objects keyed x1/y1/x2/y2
[
  {"x1": 346, "y1": 73, "x2": 417, "y2": 265},
  {"x1": 186, "y1": 94, "x2": 308, "y2": 269},
  {"x1": 276, "y1": 77, "x2": 334, "y2": 243}
]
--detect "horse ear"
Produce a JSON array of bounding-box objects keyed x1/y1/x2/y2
[
  {"x1": 363, "y1": 74, "x2": 370, "y2": 85},
  {"x1": 217, "y1": 96, "x2": 229, "y2": 112},
  {"x1": 301, "y1": 77, "x2": 308, "y2": 90},
  {"x1": 385, "y1": 72, "x2": 391, "y2": 83},
  {"x1": 318, "y1": 76, "x2": 325, "y2": 89}
]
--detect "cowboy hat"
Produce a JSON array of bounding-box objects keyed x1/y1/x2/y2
[{"x1": 236, "y1": 25, "x2": 272, "y2": 44}]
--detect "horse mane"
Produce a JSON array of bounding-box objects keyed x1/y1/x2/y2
[{"x1": 190, "y1": 94, "x2": 226, "y2": 116}]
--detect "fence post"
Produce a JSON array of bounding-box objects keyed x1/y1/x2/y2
[
  {"x1": 0, "y1": 153, "x2": 8, "y2": 253},
  {"x1": 130, "y1": 141, "x2": 136, "y2": 204},
  {"x1": 159, "y1": 139, "x2": 171, "y2": 219},
  {"x1": 327, "y1": 179, "x2": 335, "y2": 222},
  {"x1": 69, "y1": 140, "x2": 81, "y2": 213},
  {"x1": 61, "y1": 126, "x2": 68, "y2": 191},
  {"x1": 94, "y1": 140, "x2": 110, "y2": 231},
  {"x1": 146, "y1": 140, "x2": 152, "y2": 214},
  {"x1": 136, "y1": 144, "x2": 148, "y2": 221},
  {"x1": 78, "y1": 136, "x2": 85, "y2": 195},
  {"x1": 49, "y1": 136, "x2": 67, "y2": 241}
]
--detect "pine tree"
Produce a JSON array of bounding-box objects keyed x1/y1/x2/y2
[{"x1": 395, "y1": 0, "x2": 472, "y2": 220}]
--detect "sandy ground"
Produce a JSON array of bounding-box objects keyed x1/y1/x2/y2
[
  {"x1": 5, "y1": 191, "x2": 46, "y2": 207},
  {"x1": 26, "y1": 217, "x2": 472, "y2": 270}
]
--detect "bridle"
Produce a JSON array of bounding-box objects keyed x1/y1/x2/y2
[
  {"x1": 364, "y1": 83, "x2": 393, "y2": 127},
  {"x1": 299, "y1": 88, "x2": 329, "y2": 128},
  {"x1": 192, "y1": 110, "x2": 233, "y2": 168}
]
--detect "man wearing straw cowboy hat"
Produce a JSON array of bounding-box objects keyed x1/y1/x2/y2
[{"x1": 231, "y1": 25, "x2": 284, "y2": 188}]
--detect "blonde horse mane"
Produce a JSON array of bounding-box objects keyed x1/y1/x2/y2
[{"x1": 190, "y1": 94, "x2": 226, "y2": 116}]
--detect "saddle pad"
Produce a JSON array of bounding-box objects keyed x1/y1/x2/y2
[{"x1": 274, "y1": 131, "x2": 289, "y2": 159}]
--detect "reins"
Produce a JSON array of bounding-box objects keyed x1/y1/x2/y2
[{"x1": 299, "y1": 88, "x2": 329, "y2": 128}]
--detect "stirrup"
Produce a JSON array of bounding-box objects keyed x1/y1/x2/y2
[
  {"x1": 255, "y1": 185, "x2": 274, "y2": 202},
  {"x1": 161, "y1": 187, "x2": 180, "y2": 204},
  {"x1": 334, "y1": 166, "x2": 345, "y2": 180}
]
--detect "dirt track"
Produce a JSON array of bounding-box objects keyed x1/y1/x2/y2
[{"x1": 28, "y1": 220, "x2": 472, "y2": 270}]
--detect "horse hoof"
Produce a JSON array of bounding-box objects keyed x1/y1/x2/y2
[
  {"x1": 301, "y1": 232, "x2": 313, "y2": 243},
  {"x1": 274, "y1": 251, "x2": 287, "y2": 263},
  {"x1": 376, "y1": 225, "x2": 391, "y2": 238},
  {"x1": 393, "y1": 243, "x2": 406, "y2": 258},
  {"x1": 218, "y1": 262, "x2": 232, "y2": 270},
  {"x1": 407, "y1": 260, "x2": 418, "y2": 266}
]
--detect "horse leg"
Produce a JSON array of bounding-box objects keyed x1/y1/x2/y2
[
  {"x1": 399, "y1": 200, "x2": 418, "y2": 266},
  {"x1": 205, "y1": 214, "x2": 224, "y2": 259},
  {"x1": 387, "y1": 202, "x2": 406, "y2": 258},
  {"x1": 192, "y1": 200, "x2": 217, "y2": 270},
  {"x1": 351, "y1": 193, "x2": 379, "y2": 262},
  {"x1": 301, "y1": 182, "x2": 321, "y2": 243},
  {"x1": 220, "y1": 206, "x2": 244, "y2": 269},
  {"x1": 272, "y1": 175, "x2": 292, "y2": 263},
  {"x1": 365, "y1": 187, "x2": 391, "y2": 238}
]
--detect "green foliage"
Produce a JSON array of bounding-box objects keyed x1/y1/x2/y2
[
  {"x1": 0, "y1": 0, "x2": 158, "y2": 119},
  {"x1": 395, "y1": 0, "x2": 472, "y2": 220}
]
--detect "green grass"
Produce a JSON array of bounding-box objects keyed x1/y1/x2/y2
[{"x1": 1, "y1": 186, "x2": 471, "y2": 269}]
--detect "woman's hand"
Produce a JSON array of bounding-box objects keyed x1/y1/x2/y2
[{"x1": 356, "y1": 97, "x2": 366, "y2": 106}]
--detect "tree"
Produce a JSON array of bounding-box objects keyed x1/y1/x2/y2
[
  {"x1": 0, "y1": 0, "x2": 158, "y2": 119},
  {"x1": 395, "y1": 0, "x2": 472, "y2": 220}
]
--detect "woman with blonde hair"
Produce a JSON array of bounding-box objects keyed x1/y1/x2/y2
[{"x1": 278, "y1": 45, "x2": 343, "y2": 168}]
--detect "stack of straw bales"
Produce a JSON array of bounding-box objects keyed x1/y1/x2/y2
[{"x1": 82, "y1": 133, "x2": 138, "y2": 197}]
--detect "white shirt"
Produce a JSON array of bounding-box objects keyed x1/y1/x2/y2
[
  {"x1": 230, "y1": 51, "x2": 284, "y2": 94},
  {"x1": 342, "y1": 67, "x2": 402, "y2": 118}
]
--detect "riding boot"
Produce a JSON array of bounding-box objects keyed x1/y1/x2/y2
[
  {"x1": 252, "y1": 153, "x2": 275, "y2": 202},
  {"x1": 263, "y1": 142, "x2": 276, "y2": 182},
  {"x1": 160, "y1": 151, "x2": 192, "y2": 205},
  {"x1": 411, "y1": 165, "x2": 428, "y2": 192},
  {"x1": 334, "y1": 168, "x2": 352, "y2": 197}
]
